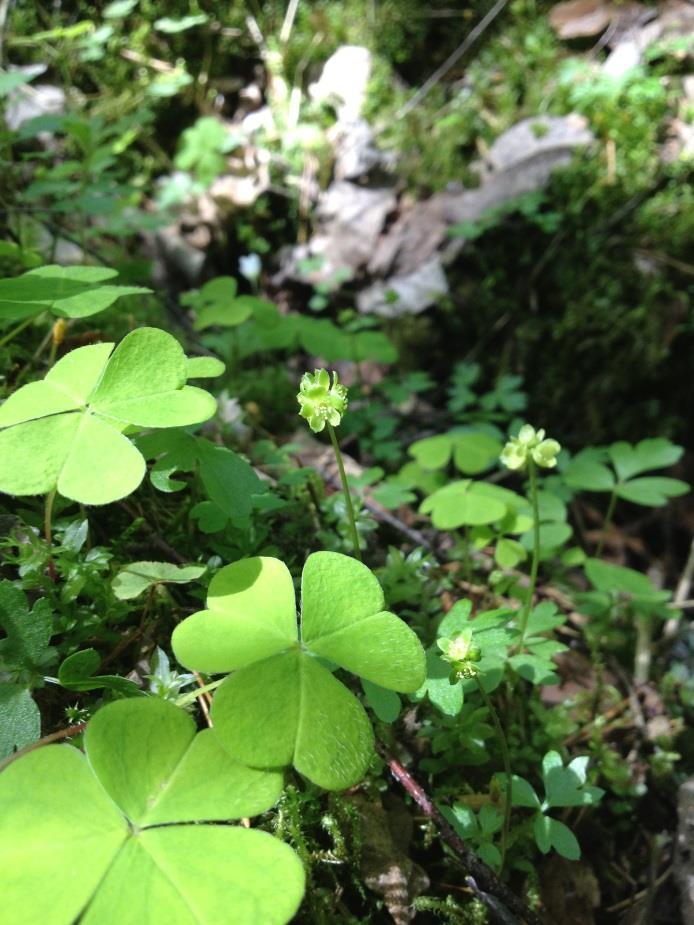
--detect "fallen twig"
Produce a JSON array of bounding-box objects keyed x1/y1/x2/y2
[
  {"x1": 376, "y1": 742, "x2": 545, "y2": 925},
  {"x1": 0, "y1": 723, "x2": 87, "y2": 773}
]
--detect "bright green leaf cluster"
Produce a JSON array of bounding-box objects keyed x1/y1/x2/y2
[
  {"x1": 297, "y1": 368, "x2": 349, "y2": 433},
  {"x1": 182, "y1": 277, "x2": 273, "y2": 332},
  {"x1": 420, "y1": 480, "x2": 528, "y2": 529},
  {"x1": 563, "y1": 438, "x2": 689, "y2": 507},
  {"x1": 136, "y1": 430, "x2": 266, "y2": 530},
  {"x1": 0, "y1": 265, "x2": 150, "y2": 323},
  {"x1": 409, "y1": 429, "x2": 502, "y2": 476},
  {"x1": 0, "y1": 328, "x2": 221, "y2": 505},
  {"x1": 0, "y1": 582, "x2": 55, "y2": 759},
  {"x1": 500, "y1": 424, "x2": 561, "y2": 471},
  {"x1": 173, "y1": 552, "x2": 426, "y2": 789},
  {"x1": 498, "y1": 750, "x2": 604, "y2": 861},
  {"x1": 0, "y1": 698, "x2": 305, "y2": 925}
]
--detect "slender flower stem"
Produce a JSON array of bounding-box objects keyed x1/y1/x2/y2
[
  {"x1": 634, "y1": 612, "x2": 653, "y2": 685},
  {"x1": 327, "y1": 422, "x2": 362, "y2": 561},
  {"x1": 175, "y1": 677, "x2": 225, "y2": 707},
  {"x1": 517, "y1": 460, "x2": 540, "y2": 649},
  {"x1": 44, "y1": 489, "x2": 56, "y2": 546},
  {"x1": 475, "y1": 676, "x2": 512, "y2": 872},
  {"x1": 44, "y1": 489, "x2": 57, "y2": 582},
  {"x1": 597, "y1": 488, "x2": 617, "y2": 558},
  {"x1": 0, "y1": 315, "x2": 34, "y2": 349}
]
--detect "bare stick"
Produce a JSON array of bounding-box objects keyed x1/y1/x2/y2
[
  {"x1": 376, "y1": 742, "x2": 545, "y2": 925},
  {"x1": 664, "y1": 536, "x2": 694, "y2": 639},
  {"x1": 396, "y1": 0, "x2": 509, "y2": 120},
  {"x1": 280, "y1": 0, "x2": 300, "y2": 43},
  {"x1": 0, "y1": 723, "x2": 87, "y2": 773}
]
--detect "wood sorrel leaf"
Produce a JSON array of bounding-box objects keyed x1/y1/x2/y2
[
  {"x1": 301, "y1": 551, "x2": 425, "y2": 692},
  {"x1": 0, "y1": 698, "x2": 303, "y2": 925},
  {"x1": 0, "y1": 745, "x2": 128, "y2": 925},
  {"x1": 211, "y1": 649, "x2": 375, "y2": 790},
  {"x1": 0, "y1": 327, "x2": 217, "y2": 505},
  {"x1": 173, "y1": 551, "x2": 426, "y2": 788},
  {"x1": 86, "y1": 698, "x2": 283, "y2": 825},
  {"x1": 112, "y1": 561, "x2": 206, "y2": 600},
  {"x1": 80, "y1": 825, "x2": 304, "y2": 925},
  {"x1": 172, "y1": 557, "x2": 298, "y2": 673},
  {"x1": 0, "y1": 265, "x2": 150, "y2": 323}
]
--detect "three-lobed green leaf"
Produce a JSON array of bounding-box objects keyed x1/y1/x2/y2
[
  {"x1": 0, "y1": 698, "x2": 304, "y2": 925},
  {"x1": 0, "y1": 327, "x2": 220, "y2": 505},
  {"x1": 0, "y1": 265, "x2": 150, "y2": 323},
  {"x1": 112, "y1": 561, "x2": 206, "y2": 601},
  {"x1": 173, "y1": 551, "x2": 426, "y2": 789}
]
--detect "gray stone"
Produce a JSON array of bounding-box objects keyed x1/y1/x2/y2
[
  {"x1": 357, "y1": 256, "x2": 448, "y2": 318},
  {"x1": 309, "y1": 45, "x2": 372, "y2": 122}
]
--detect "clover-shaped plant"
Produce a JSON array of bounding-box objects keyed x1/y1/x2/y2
[
  {"x1": 172, "y1": 552, "x2": 426, "y2": 790},
  {"x1": 408, "y1": 428, "x2": 503, "y2": 476},
  {"x1": 0, "y1": 264, "x2": 150, "y2": 323},
  {"x1": 182, "y1": 276, "x2": 273, "y2": 331},
  {"x1": 0, "y1": 698, "x2": 305, "y2": 925},
  {"x1": 0, "y1": 327, "x2": 223, "y2": 505}
]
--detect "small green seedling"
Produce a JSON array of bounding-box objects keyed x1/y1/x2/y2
[
  {"x1": 183, "y1": 276, "x2": 273, "y2": 331},
  {"x1": 0, "y1": 698, "x2": 305, "y2": 925},
  {"x1": 0, "y1": 327, "x2": 222, "y2": 505},
  {"x1": 444, "y1": 803, "x2": 505, "y2": 869},
  {"x1": 498, "y1": 750, "x2": 604, "y2": 861},
  {"x1": 172, "y1": 552, "x2": 426, "y2": 789},
  {"x1": 580, "y1": 557, "x2": 677, "y2": 683}
]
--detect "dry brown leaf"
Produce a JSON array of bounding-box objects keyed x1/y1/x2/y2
[{"x1": 549, "y1": 0, "x2": 612, "y2": 38}]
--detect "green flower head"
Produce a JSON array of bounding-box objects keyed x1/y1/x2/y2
[
  {"x1": 500, "y1": 424, "x2": 560, "y2": 471},
  {"x1": 297, "y1": 368, "x2": 348, "y2": 433},
  {"x1": 437, "y1": 629, "x2": 481, "y2": 681}
]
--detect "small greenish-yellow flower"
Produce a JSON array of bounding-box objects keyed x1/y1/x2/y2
[
  {"x1": 438, "y1": 630, "x2": 481, "y2": 681},
  {"x1": 500, "y1": 424, "x2": 560, "y2": 471},
  {"x1": 297, "y1": 368, "x2": 348, "y2": 433}
]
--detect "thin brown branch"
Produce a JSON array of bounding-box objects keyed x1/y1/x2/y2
[
  {"x1": 0, "y1": 723, "x2": 87, "y2": 773},
  {"x1": 376, "y1": 741, "x2": 545, "y2": 925}
]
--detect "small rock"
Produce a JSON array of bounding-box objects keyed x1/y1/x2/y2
[
  {"x1": 357, "y1": 255, "x2": 448, "y2": 318},
  {"x1": 549, "y1": 0, "x2": 612, "y2": 39},
  {"x1": 5, "y1": 78, "x2": 65, "y2": 133},
  {"x1": 309, "y1": 45, "x2": 372, "y2": 121},
  {"x1": 308, "y1": 182, "x2": 397, "y2": 280}
]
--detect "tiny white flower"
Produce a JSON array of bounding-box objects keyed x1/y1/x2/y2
[{"x1": 239, "y1": 253, "x2": 261, "y2": 282}]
